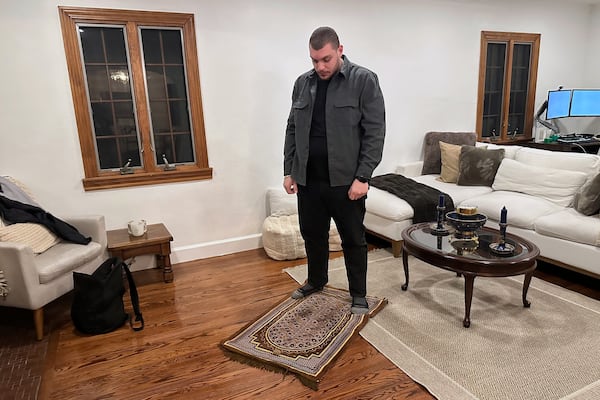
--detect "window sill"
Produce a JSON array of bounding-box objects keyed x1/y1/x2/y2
[
  {"x1": 82, "y1": 167, "x2": 213, "y2": 191},
  {"x1": 480, "y1": 137, "x2": 533, "y2": 145}
]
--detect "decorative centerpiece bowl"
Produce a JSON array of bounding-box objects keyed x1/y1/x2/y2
[
  {"x1": 446, "y1": 211, "x2": 487, "y2": 239},
  {"x1": 456, "y1": 205, "x2": 479, "y2": 219}
]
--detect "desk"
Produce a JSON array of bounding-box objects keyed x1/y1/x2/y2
[
  {"x1": 518, "y1": 139, "x2": 600, "y2": 154},
  {"x1": 107, "y1": 223, "x2": 174, "y2": 283}
]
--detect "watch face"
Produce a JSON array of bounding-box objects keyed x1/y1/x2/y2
[{"x1": 356, "y1": 176, "x2": 369, "y2": 183}]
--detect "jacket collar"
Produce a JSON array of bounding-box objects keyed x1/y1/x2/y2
[{"x1": 308, "y1": 55, "x2": 349, "y2": 80}]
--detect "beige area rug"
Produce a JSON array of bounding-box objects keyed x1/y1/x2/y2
[{"x1": 284, "y1": 249, "x2": 600, "y2": 400}]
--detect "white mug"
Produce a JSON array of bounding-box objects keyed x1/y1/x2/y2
[{"x1": 128, "y1": 220, "x2": 147, "y2": 237}]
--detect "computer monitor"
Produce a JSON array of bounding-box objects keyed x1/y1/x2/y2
[
  {"x1": 546, "y1": 89, "x2": 572, "y2": 119},
  {"x1": 570, "y1": 89, "x2": 600, "y2": 117}
]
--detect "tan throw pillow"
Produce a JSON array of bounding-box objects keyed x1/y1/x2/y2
[
  {"x1": 439, "y1": 142, "x2": 462, "y2": 183},
  {"x1": 0, "y1": 223, "x2": 60, "y2": 253},
  {"x1": 573, "y1": 173, "x2": 600, "y2": 216},
  {"x1": 457, "y1": 146, "x2": 505, "y2": 186}
]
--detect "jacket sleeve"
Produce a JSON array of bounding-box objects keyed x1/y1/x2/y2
[
  {"x1": 356, "y1": 72, "x2": 386, "y2": 179},
  {"x1": 283, "y1": 78, "x2": 300, "y2": 176}
]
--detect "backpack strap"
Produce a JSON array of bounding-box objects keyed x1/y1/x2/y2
[{"x1": 121, "y1": 260, "x2": 144, "y2": 331}]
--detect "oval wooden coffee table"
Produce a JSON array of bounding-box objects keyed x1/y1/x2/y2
[{"x1": 401, "y1": 223, "x2": 540, "y2": 327}]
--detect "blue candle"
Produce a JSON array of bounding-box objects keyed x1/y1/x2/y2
[
  {"x1": 439, "y1": 194, "x2": 445, "y2": 208},
  {"x1": 500, "y1": 206, "x2": 507, "y2": 223}
]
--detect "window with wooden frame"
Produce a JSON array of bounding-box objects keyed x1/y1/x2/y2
[
  {"x1": 59, "y1": 7, "x2": 212, "y2": 190},
  {"x1": 476, "y1": 31, "x2": 540, "y2": 143}
]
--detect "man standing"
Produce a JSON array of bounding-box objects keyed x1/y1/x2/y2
[{"x1": 283, "y1": 27, "x2": 385, "y2": 314}]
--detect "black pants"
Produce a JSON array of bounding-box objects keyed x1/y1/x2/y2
[{"x1": 297, "y1": 182, "x2": 368, "y2": 297}]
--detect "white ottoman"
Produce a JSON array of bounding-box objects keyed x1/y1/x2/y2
[{"x1": 262, "y1": 189, "x2": 342, "y2": 260}]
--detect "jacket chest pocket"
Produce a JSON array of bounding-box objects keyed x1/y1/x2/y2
[
  {"x1": 293, "y1": 100, "x2": 311, "y2": 129},
  {"x1": 333, "y1": 98, "x2": 360, "y2": 127}
]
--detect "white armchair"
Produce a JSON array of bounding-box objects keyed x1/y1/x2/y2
[{"x1": 0, "y1": 178, "x2": 107, "y2": 340}]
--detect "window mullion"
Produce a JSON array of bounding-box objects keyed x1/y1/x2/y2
[
  {"x1": 182, "y1": 21, "x2": 209, "y2": 167},
  {"x1": 500, "y1": 40, "x2": 515, "y2": 140},
  {"x1": 126, "y1": 21, "x2": 156, "y2": 172}
]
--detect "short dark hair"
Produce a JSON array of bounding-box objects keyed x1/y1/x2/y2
[{"x1": 309, "y1": 27, "x2": 339, "y2": 50}]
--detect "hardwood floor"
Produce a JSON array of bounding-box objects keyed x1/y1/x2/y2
[
  {"x1": 38, "y1": 248, "x2": 434, "y2": 400},
  {"x1": 36, "y1": 246, "x2": 599, "y2": 400}
]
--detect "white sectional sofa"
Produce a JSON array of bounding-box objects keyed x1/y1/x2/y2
[{"x1": 365, "y1": 142, "x2": 600, "y2": 278}]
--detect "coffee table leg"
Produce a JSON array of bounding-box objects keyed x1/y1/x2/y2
[
  {"x1": 463, "y1": 273, "x2": 476, "y2": 328},
  {"x1": 522, "y1": 269, "x2": 534, "y2": 308},
  {"x1": 401, "y1": 249, "x2": 409, "y2": 291}
]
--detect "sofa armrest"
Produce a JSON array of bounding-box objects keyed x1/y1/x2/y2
[
  {"x1": 62, "y1": 215, "x2": 107, "y2": 248},
  {"x1": 394, "y1": 161, "x2": 424, "y2": 177}
]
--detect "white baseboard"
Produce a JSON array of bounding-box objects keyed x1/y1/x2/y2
[{"x1": 171, "y1": 233, "x2": 263, "y2": 264}]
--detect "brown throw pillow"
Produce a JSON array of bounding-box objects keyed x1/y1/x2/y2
[
  {"x1": 421, "y1": 131, "x2": 477, "y2": 175},
  {"x1": 573, "y1": 173, "x2": 600, "y2": 216},
  {"x1": 457, "y1": 146, "x2": 505, "y2": 186},
  {"x1": 439, "y1": 142, "x2": 462, "y2": 183}
]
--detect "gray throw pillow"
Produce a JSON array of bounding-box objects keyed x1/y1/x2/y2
[
  {"x1": 573, "y1": 173, "x2": 600, "y2": 216},
  {"x1": 457, "y1": 146, "x2": 505, "y2": 186},
  {"x1": 421, "y1": 131, "x2": 477, "y2": 175}
]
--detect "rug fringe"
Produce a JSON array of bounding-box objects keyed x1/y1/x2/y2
[{"x1": 220, "y1": 345, "x2": 320, "y2": 390}]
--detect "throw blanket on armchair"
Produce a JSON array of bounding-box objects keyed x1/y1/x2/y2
[
  {"x1": 370, "y1": 174, "x2": 455, "y2": 223},
  {"x1": 0, "y1": 196, "x2": 91, "y2": 245}
]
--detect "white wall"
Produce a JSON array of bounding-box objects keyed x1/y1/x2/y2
[
  {"x1": 0, "y1": 0, "x2": 597, "y2": 264},
  {"x1": 581, "y1": 3, "x2": 600, "y2": 133}
]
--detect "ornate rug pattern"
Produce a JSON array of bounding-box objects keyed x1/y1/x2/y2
[
  {"x1": 221, "y1": 286, "x2": 386, "y2": 389},
  {"x1": 285, "y1": 249, "x2": 600, "y2": 400}
]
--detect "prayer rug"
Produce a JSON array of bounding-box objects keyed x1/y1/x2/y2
[{"x1": 221, "y1": 286, "x2": 386, "y2": 389}]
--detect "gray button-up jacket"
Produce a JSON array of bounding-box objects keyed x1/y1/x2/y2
[{"x1": 284, "y1": 56, "x2": 386, "y2": 187}]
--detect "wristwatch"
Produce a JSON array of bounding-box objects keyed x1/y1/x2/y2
[{"x1": 355, "y1": 176, "x2": 370, "y2": 183}]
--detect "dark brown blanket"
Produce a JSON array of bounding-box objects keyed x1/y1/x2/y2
[{"x1": 370, "y1": 174, "x2": 455, "y2": 223}]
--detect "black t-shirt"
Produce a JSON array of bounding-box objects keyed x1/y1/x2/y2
[{"x1": 307, "y1": 78, "x2": 330, "y2": 184}]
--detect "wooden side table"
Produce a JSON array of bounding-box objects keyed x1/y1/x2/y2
[{"x1": 107, "y1": 223, "x2": 174, "y2": 283}]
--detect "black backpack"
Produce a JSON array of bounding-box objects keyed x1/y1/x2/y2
[{"x1": 71, "y1": 257, "x2": 144, "y2": 335}]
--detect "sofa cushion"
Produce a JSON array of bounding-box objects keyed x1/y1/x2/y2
[
  {"x1": 535, "y1": 209, "x2": 600, "y2": 247},
  {"x1": 366, "y1": 175, "x2": 493, "y2": 222},
  {"x1": 514, "y1": 147, "x2": 600, "y2": 174},
  {"x1": 439, "y1": 142, "x2": 462, "y2": 183},
  {"x1": 573, "y1": 173, "x2": 600, "y2": 216},
  {"x1": 365, "y1": 187, "x2": 414, "y2": 221},
  {"x1": 35, "y1": 241, "x2": 103, "y2": 284},
  {"x1": 464, "y1": 191, "x2": 564, "y2": 229},
  {"x1": 457, "y1": 146, "x2": 505, "y2": 186},
  {"x1": 421, "y1": 131, "x2": 477, "y2": 175},
  {"x1": 0, "y1": 223, "x2": 60, "y2": 254},
  {"x1": 481, "y1": 143, "x2": 521, "y2": 160},
  {"x1": 415, "y1": 175, "x2": 493, "y2": 206},
  {"x1": 492, "y1": 158, "x2": 588, "y2": 207}
]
